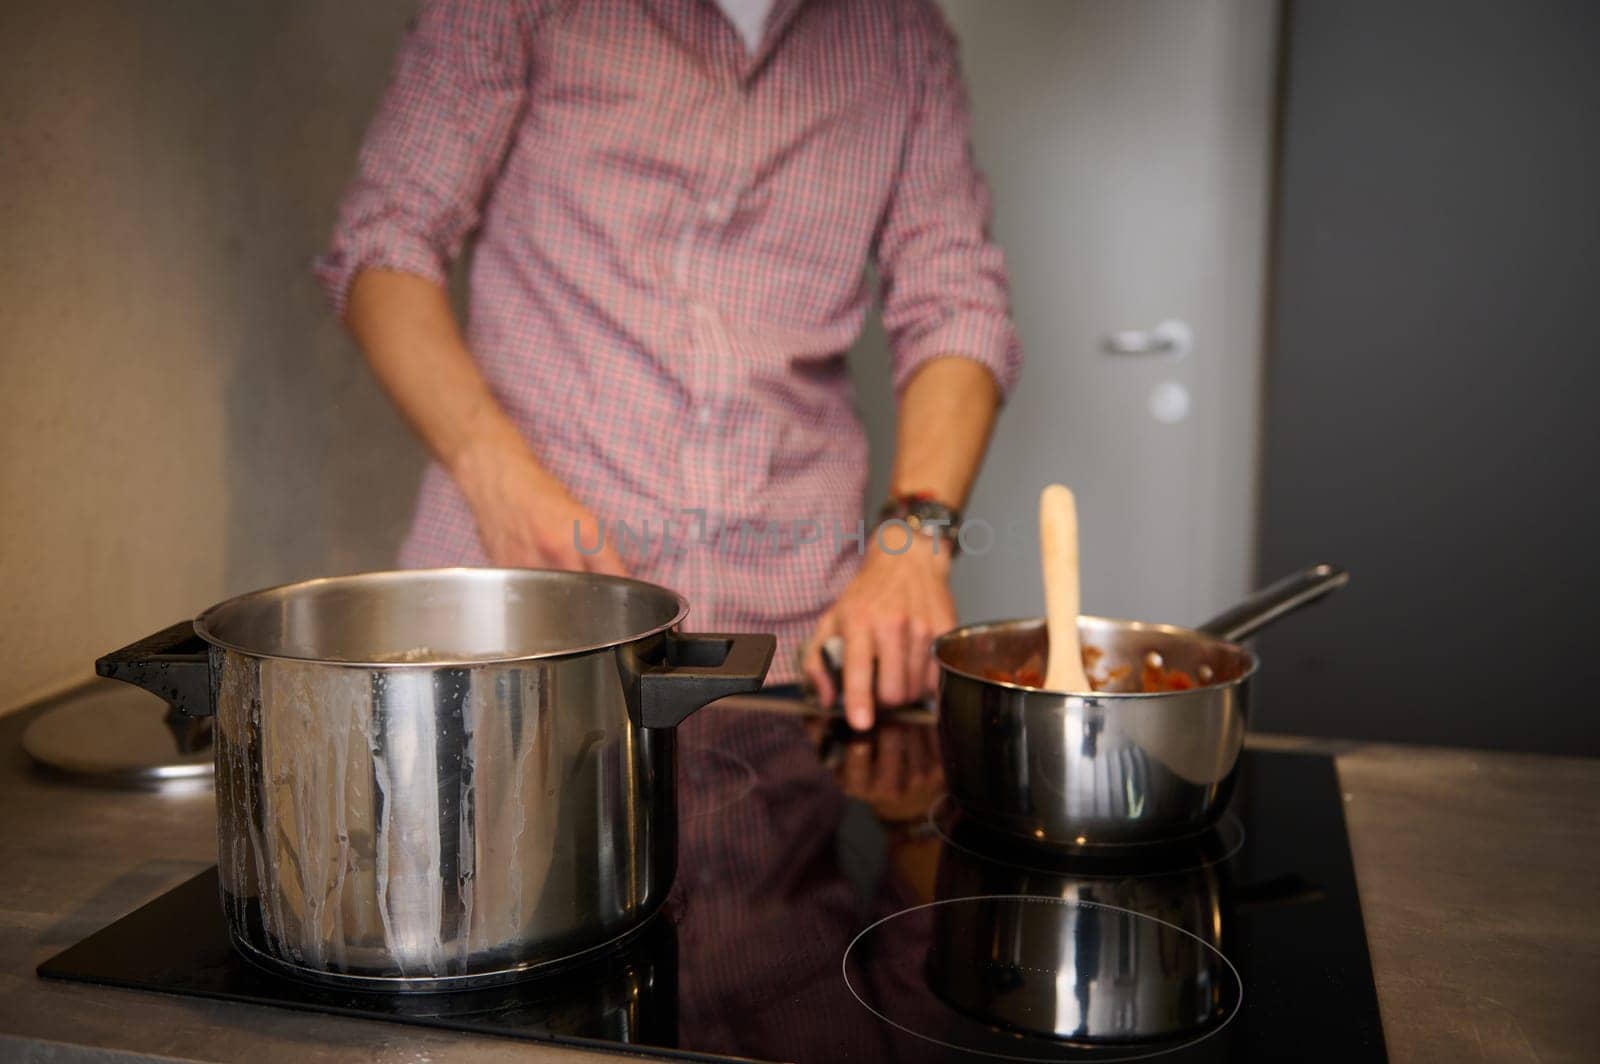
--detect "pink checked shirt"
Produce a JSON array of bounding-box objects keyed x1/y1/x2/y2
[{"x1": 316, "y1": 0, "x2": 1021, "y2": 683}]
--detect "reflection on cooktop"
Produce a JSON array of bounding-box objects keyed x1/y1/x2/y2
[
  {"x1": 38, "y1": 706, "x2": 1385, "y2": 1062},
  {"x1": 678, "y1": 738, "x2": 760, "y2": 821},
  {"x1": 845, "y1": 896, "x2": 1241, "y2": 1061},
  {"x1": 929, "y1": 796, "x2": 1248, "y2": 879}
]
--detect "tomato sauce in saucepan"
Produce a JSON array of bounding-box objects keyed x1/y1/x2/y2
[{"x1": 981, "y1": 646, "x2": 1200, "y2": 693}]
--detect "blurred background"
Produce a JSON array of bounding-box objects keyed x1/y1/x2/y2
[{"x1": 2, "y1": 0, "x2": 1595, "y2": 754}]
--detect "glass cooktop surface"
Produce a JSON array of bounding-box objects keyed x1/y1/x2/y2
[{"x1": 39, "y1": 703, "x2": 1386, "y2": 1062}]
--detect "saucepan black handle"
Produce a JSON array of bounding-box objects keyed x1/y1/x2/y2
[
  {"x1": 95, "y1": 620, "x2": 215, "y2": 719},
  {"x1": 1194, "y1": 565, "x2": 1350, "y2": 644},
  {"x1": 639, "y1": 632, "x2": 776, "y2": 729}
]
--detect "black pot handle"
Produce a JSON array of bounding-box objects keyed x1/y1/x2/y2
[
  {"x1": 96, "y1": 620, "x2": 214, "y2": 719},
  {"x1": 639, "y1": 632, "x2": 776, "y2": 729},
  {"x1": 1194, "y1": 564, "x2": 1350, "y2": 644}
]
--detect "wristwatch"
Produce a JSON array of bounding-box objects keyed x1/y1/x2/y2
[{"x1": 875, "y1": 493, "x2": 964, "y2": 555}]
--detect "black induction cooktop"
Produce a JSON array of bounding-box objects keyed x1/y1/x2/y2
[{"x1": 39, "y1": 704, "x2": 1386, "y2": 1062}]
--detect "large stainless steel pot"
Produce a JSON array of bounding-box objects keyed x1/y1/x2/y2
[
  {"x1": 96, "y1": 568, "x2": 773, "y2": 990},
  {"x1": 933, "y1": 565, "x2": 1348, "y2": 846}
]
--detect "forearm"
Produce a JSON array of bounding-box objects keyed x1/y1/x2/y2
[
  {"x1": 887, "y1": 355, "x2": 1001, "y2": 510},
  {"x1": 806, "y1": 354, "x2": 996, "y2": 723},
  {"x1": 344, "y1": 268, "x2": 538, "y2": 485}
]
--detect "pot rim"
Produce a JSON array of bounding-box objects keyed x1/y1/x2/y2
[
  {"x1": 933, "y1": 615, "x2": 1260, "y2": 699},
  {"x1": 193, "y1": 566, "x2": 691, "y2": 668}
]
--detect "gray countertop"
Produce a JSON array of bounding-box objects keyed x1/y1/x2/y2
[{"x1": 2, "y1": 693, "x2": 1596, "y2": 1063}]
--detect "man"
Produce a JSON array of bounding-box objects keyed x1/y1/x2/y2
[{"x1": 316, "y1": 0, "x2": 1020, "y2": 729}]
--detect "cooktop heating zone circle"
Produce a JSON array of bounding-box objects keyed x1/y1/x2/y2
[{"x1": 841, "y1": 894, "x2": 1242, "y2": 1062}]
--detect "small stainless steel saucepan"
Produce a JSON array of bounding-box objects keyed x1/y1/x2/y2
[{"x1": 933, "y1": 565, "x2": 1349, "y2": 846}]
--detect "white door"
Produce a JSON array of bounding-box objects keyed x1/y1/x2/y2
[{"x1": 852, "y1": 0, "x2": 1279, "y2": 627}]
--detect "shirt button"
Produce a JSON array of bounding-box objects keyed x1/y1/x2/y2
[
  {"x1": 695, "y1": 407, "x2": 713, "y2": 426},
  {"x1": 703, "y1": 198, "x2": 733, "y2": 223}
]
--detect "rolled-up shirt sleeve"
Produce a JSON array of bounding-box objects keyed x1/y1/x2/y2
[
  {"x1": 313, "y1": 0, "x2": 533, "y2": 318},
  {"x1": 875, "y1": 3, "x2": 1022, "y2": 400}
]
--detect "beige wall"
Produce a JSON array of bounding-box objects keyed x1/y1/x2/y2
[{"x1": 0, "y1": 1, "x2": 425, "y2": 711}]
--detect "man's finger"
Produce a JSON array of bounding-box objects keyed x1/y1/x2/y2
[
  {"x1": 566, "y1": 520, "x2": 617, "y2": 575},
  {"x1": 842, "y1": 622, "x2": 876, "y2": 731},
  {"x1": 802, "y1": 617, "x2": 839, "y2": 708},
  {"x1": 586, "y1": 543, "x2": 629, "y2": 577},
  {"x1": 924, "y1": 605, "x2": 957, "y2": 698},
  {"x1": 563, "y1": 547, "x2": 589, "y2": 572},
  {"x1": 905, "y1": 619, "x2": 933, "y2": 704},
  {"x1": 874, "y1": 614, "x2": 908, "y2": 708}
]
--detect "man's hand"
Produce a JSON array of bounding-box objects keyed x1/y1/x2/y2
[
  {"x1": 454, "y1": 434, "x2": 626, "y2": 575},
  {"x1": 345, "y1": 271, "x2": 626, "y2": 576},
  {"x1": 803, "y1": 526, "x2": 957, "y2": 730},
  {"x1": 802, "y1": 355, "x2": 1000, "y2": 729}
]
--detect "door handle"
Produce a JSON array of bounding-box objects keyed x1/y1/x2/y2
[{"x1": 1102, "y1": 319, "x2": 1193, "y2": 358}]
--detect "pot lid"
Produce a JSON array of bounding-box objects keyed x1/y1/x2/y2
[{"x1": 22, "y1": 681, "x2": 213, "y2": 788}]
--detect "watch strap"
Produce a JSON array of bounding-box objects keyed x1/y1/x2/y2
[{"x1": 875, "y1": 493, "x2": 963, "y2": 554}]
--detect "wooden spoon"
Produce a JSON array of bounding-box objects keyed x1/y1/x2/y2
[{"x1": 1040, "y1": 484, "x2": 1092, "y2": 693}]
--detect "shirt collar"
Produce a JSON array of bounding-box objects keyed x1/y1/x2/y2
[{"x1": 642, "y1": 0, "x2": 811, "y2": 83}]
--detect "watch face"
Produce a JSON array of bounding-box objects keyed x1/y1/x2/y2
[
  {"x1": 896, "y1": 502, "x2": 962, "y2": 554},
  {"x1": 910, "y1": 502, "x2": 958, "y2": 524},
  {"x1": 877, "y1": 497, "x2": 962, "y2": 553}
]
